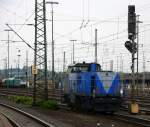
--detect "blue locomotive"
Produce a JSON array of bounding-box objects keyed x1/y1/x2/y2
[{"x1": 64, "y1": 62, "x2": 123, "y2": 112}]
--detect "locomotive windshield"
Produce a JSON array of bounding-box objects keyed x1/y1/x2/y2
[
  {"x1": 67, "y1": 63, "x2": 101, "y2": 73},
  {"x1": 68, "y1": 66, "x2": 89, "y2": 73}
]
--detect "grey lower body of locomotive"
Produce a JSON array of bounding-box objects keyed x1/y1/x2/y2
[{"x1": 64, "y1": 94, "x2": 122, "y2": 112}]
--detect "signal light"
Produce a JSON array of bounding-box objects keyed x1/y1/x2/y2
[
  {"x1": 125, "y1": 41, "x2": 132, "y2": 53},
  {"x1": 125, "y1": 41, "x2": 137, "y2": 53},
  {"x1": 128, "y1": 5, "x2": 135, "y2": 13},
  {"x1": 128, "y1": 5, "x2": 136, "y2": 40}
]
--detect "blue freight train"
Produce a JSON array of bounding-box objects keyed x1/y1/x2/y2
[{"x1": 64, "y1": 62, "x2": 123, "y2": 112}]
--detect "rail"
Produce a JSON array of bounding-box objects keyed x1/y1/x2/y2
[
  {"x1": 1, "y1": 88, "x2": 150, "y2": 127},
  {"x1": 114, "y1": 113, "x2": 150, "y2": 127},
  {"x1": 0, "y1": 103, "x2": 55, "y2": 127}
]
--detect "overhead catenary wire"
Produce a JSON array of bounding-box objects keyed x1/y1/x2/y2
[
  {"x1": 1, "y1": 0, "x2": 150, "y2": 73},
  {"x1": 54, "y1": 24, "x2": 150, "y2": 50}
]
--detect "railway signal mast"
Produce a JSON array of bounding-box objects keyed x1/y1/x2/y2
[{"x1": 125, "y1": 5, "x2": 139, "y2": 114}]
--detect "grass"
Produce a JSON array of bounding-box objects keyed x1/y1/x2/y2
[
  {"x1": 8, "y1": 95, "x2": 58, "y2": 110},
  {"x1": 8, "y1": 95, "x2": 33, "y2": 106},
  {"x1": 36, "y1": 100, "x2": 58, "y2": 110}
]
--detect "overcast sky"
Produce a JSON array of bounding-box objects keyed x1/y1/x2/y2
[{"x1": 0, "y1": 0, "x2": 150, "y2": 72}]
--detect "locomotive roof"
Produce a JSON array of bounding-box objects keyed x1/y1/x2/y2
[{"x1": 68, "y1": 62, "x2": 100, "y2": 67}]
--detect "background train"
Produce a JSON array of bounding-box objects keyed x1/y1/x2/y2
[
  {"x1": 63, "y1": 62, "x2": 123, "y2": 112},
  {"x1": 0, "y1": 78, "x2": 26, "y2": 88}
]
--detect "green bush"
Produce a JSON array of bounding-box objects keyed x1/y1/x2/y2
[
  {"x1": 8, "y1": 95, "x2": 33, "y2": 106},
  {"x1": 8, "y1": 96, "x2": 58, "y2": 110},
  {"x1": 36, "y1": 100, "x2": 58, "y2": 110}
]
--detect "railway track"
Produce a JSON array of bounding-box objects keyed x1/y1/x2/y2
[
  {"x1": 114, "y1": 112, "x2": 150, "y2": 127},
  {"x1": 58, "y1": 100, "x2": 150, "y2": 126},
  {"x1": 58, "y1": 103, "x2": 150, "y2": 127},
  {"x1": 122, "y1": 97, "x2": 150, "y2": 114},
  {"x1": 121, "y1": 104, "x2": 150, "y2": 115},
  {"x1": 0, "y1": 112, "x2": 15, "y2": 127},
  {"x1": 0, "y1": 101, "x2": 146, "y2": 127},
  {"x1": 1, "y1": 88, "x2": 150, "y2": 112},
  {"x1": 0, "y1": 103, "x2": 54, "y2": 127},
  {"x1": 58, "y1": 104, "x2": 150, "y2": 127},
  {"x1": 0, "y1": 88, "x2": 63, "y2": 102},
  {"x1": 1, "y1": 88, "x2": 150, "y2": 126},
  {"x1": 1, "y1": 89, "x2": 150, "y2": 127}
]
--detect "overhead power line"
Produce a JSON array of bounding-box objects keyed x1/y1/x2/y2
[{"x1": 6, "y1": 24, "x2": 34, "y2": 50}]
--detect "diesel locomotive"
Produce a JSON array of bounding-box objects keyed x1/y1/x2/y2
[{"x1": 64, "y1": 62, "x2": 123, "y2": 112}]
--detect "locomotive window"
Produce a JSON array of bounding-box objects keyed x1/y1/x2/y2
[
  {"x1": 70, "y1": 66, "x2": 89, "y2": 72},
  {"x1": 81, "y1": 66, "x2": 89, "y2": 72},
  {"x1": 68, "y1": 63, "x2": 101, "y2": 73},
  {"x1": 96, "y1": 64, "x2": 101, "y2": 71},
  {"x1": 67, "y1": 67, "x2": 73, "y2": 73}
]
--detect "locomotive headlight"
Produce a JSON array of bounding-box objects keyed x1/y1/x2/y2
[
  {"x1": 120, "y1": 89, "x2": 123, "y2": 94},
  {"x1": 120, "y1": 89, "x2": 123, "y2": 95}
]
